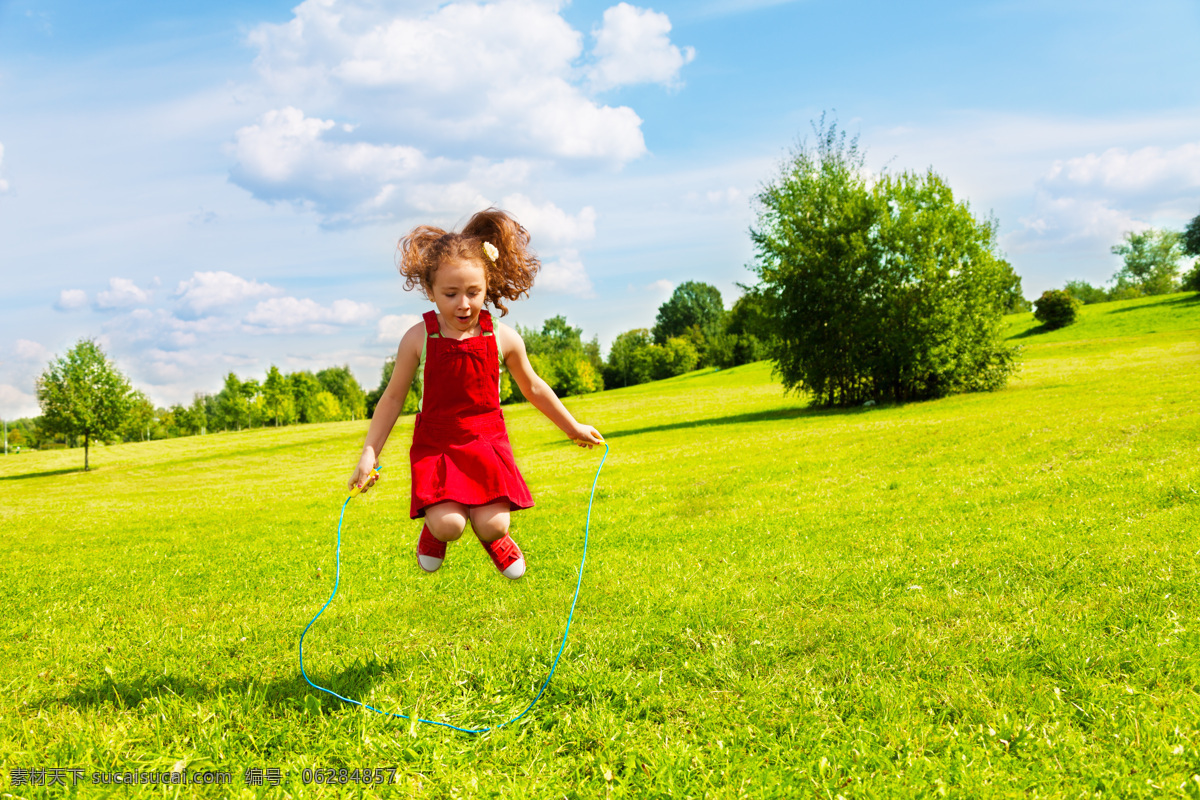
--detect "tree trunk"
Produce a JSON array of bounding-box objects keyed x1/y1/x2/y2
[{"x1": 84, "y1": 432, "x2": 90, "y2": 471}]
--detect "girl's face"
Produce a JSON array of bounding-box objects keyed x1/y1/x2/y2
[{"x1": 431, "y1": 257, "x2": 488, "y2": 333}]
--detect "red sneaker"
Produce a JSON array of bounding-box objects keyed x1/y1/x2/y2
[
  {"x1": 481, "y1": 534, "x2": 525, "y2": 580},
  {"x1": 417, "y1": 525, "x2": 445, "y2": 573}
]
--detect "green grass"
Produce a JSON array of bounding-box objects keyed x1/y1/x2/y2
[{"x1": 2, "y1": 292, "x2": 1199, "y2": 798}]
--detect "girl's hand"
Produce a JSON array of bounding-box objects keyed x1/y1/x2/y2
[
  {"x1": 349, "y1": 451, "x2": 380, "y2": 493},
  {"x1": 570, "y1": 425, "x2": 604, "y2": 449}
]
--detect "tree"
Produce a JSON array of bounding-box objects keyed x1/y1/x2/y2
[
  {"x1": 289, "y1": 371, "x2": 323, "y2": 423},
  {"x1": 262, "y1": 365, "x2": 295, "y2": 426},
  {"x1": 604, "y1": 329, "x2": 656, "y2": 387},
  {"x1": 1182, "y1": 210, "x2": 1200, "y2": 259},
  {"x1": 1110, "y1": 229, "x2": 1185, "y2": 296},
  {"x1": 997, "y1": 260, "x2": 1031, "y2": 313},
  {"x1": 652, "y1": 282, "x2": 726, "y2": 365},
  {"x1": 216, "y1": 373, "x2": 249, "y2": 431},
  {"x1": 651, "y1": 337, "x2": 699, "y2": 379},
  {"x1": 1063, "y1": 280, "x2": 1108, "y2": 305},
  {"x1": 1033, "y1": 289, "x2": 1081, "y2": 330},
  {"x1": 36, "y1": 338, "x2": 134, "y2": 470},
  {"x1": 121, "y1": 390, "x2": 157, "y2": 441},
  {"x1": 513, "y1": 316, "x2": 604, "y2": 400},
  {"x1": 317, "y1": 366, "x2": 366, "y2": 420},
  {"x1": 750, "y1": 119, "x2": 1017, "y2": 406}
]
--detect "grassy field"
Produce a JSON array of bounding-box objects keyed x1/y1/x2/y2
[{"x1": 2, "y1": 292, "x2": 1199, "y2": 798}]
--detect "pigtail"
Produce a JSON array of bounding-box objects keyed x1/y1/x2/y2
[
  {"x1": 397, "y1": 225, "x2": 450, "y2": 298},
  {"x1": 462, "y1": 208, "x2": 540, "y2": 316}
]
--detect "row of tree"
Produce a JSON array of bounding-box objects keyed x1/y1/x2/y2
[
  {"x1": 15, "y1": 338, "x2": 370, "y2": 468},
  {"x1": 1056, "y1": 225, "x2": 1200, "y2": 304}
]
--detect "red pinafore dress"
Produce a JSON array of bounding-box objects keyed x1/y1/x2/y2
[{"x1": 408, "y1": 310, "x2": 534, "y2": 519}]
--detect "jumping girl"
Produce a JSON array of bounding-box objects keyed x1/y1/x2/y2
[{"x1": 348, "y1": 208, "x2": 604, "y2": 579}]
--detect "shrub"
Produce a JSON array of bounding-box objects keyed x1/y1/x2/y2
[
  {"x1": 1033, "y1": 289, "x2": 1081, "y2": 329},
  {"x1": 1063, "y1": 280, "x2": 1108, "y2": 305},
  {"x1": 1181, "y1": 262, "x2": 1200, "y2": 293},
  {"x1": 749, "y1": 120, "x2": 1018, "y2": 406}
]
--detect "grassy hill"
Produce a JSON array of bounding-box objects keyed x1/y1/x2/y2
[{"x1": 1, "y1": 292, "x2": 1198, "y2": 797}]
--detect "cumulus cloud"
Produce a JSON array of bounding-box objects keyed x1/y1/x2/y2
[
  {"x1": 13, "y1": 339, "x2": 50, "y2": 363},
  {"x1": 95, "y1": 278, "x2": 153, "y2": 310},
  {"x1": 55, "y1": 289, "x2": 88, "y2": 311},
  {"x1": 230, "y1": 0, "x2": 691, "y2": 226},
  {"x1": 244, "y1": 296, "x2": 379, "y2": 334},
  {"x1": 1018, "y1": 140, "x2": 1200, "y2": 246},
  {"x1": 536, "y1": 249, "x2": 594, "y2": 296},
  {"x1": 589, "y1": 3, "x2": 695, "y2": 91},
  {"x1": 1041, "y1": 142, "x2": 1200, "y2": 198},
  {"x1": 500, "y1": 194, "x2": 597, "y2": 246},
  {"x1": 230, "y1": 107, "x2": 425, "y2": 220},
  {"x1": 175, "y1": 270, "x2": 282, "y2": 316},
  {"x1": 376, "y1": 313, "x2": 421, "y2": 343},
  {"x1": 0, "y1": 383, "x2": 38, "y2": 419}
]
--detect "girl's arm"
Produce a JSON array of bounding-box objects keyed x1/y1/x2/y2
[
  {"x1": 349, "y1": 322, "x2": 424, "y2": 492},
  {"x1": 498, "y1": 323, "x2": 604, "y2": 448}
]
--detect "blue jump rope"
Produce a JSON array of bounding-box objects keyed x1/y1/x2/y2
[{"x1": 299, "y1": 441, "x2": 609, "y2": 734}]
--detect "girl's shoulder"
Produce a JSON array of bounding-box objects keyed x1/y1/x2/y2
[
  {"x1": 492, "y1": 319, "x2": 526, "y2": 357},
  {"x1": 396, "y1": 317, "x2": 428, "y2": 357}
]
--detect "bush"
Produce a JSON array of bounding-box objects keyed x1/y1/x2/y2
[
  {"x1": 1033, "y1": 289, "x2": 1081, "y2": 329},
  {"x1": 1063, "y1": 280, "x2": 1108, "y2": 305},
  {"x1": 1182, "y1": 262, "x2": 1200, "y2": 293},
  {"x1": 749, "y1": 120, "x2": 1017, "y2": 406}
]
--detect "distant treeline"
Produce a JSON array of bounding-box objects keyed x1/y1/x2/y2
[{"x1": 8, "y1": 283, "x2": 767, "y2": 452}]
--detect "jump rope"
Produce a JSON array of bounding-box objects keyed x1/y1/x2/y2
[{"x1": 299, "y1": 440, "x2": 609, "y2": 734}]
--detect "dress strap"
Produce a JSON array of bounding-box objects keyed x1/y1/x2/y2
[
  {"x1": 423, "y1": 311, "x2": 440, "y2": 337},
  {"x1": 479, "y1": 309, "x2": 494, "y2": 333}
]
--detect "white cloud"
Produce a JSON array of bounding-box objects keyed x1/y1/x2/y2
[
  {"x1": 1041, "y1": 142, "x2": 1200, "y2": 198},
  {"x1": 230, "y1": 106, "x2": 425, "y2": 220},
  {"x1": 230, "y1": 0, "x2": 690, "y2": 226},
  {"x1": 13, "y1": 339, "x2": 50, "y2": 362},
  {"x1": 175, "y1": 270, "x2": 282, "y2": 316},
  {"x1": 1018, "y1": 141, "x2": 1200, "y2": 247},
  {"x1": 376, "y1": 313, "x2": 421, "y2": 344},
  {"x1": 589, "y1": 3, "x2": 695, "y2": 91},
  {"x1": 95, "y1": 277, "x2": 152, "y2": 310},
  {"x1": 103, "y1": 308, "x2": 233, "y2": 350},
  {"x1": 55, "y1": 289, "x2": 89, "y2": 311},
  {"x1": 536, "y1": 249, "x2": 594, "y2": 296},
  {"x1": 499, "y1": 194, "x2": 597, "y2": 246},
  {"x1": 0, "y1": 383, "x2": 38, "y2": 419},
  {"x1": 649, "y1": 279, "x2": 674, "y2": 297},
  {"x1": 0, "y1": 142, "x2": 9, "y2": 193},
  {"x1": 244, "y1": 296, "x2": 379, "y2": 333}
]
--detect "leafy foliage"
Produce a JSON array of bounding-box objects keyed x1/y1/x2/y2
[
  {"x1": 1033, "y1": 289, "x2": 1081, "y2": 330},
  {"x1": 513, "y1": 315, "x2": 604, "y2": 400},
  {"x1": 1110, "y1": 229, "x2": 1185, "y2": 296},
  {"x1": 35, "y1": 338, "x2": 134, "y2": 469},
  {"x1": 652, "y1": 281, "x2": 726, "y2": 350},
  {"x1": 1063, "y1": 280, "x2": 1109, "y2": 305},
  {"x1": 750, "y1": 121, "x2": 1018, "y2": 406},
  {"x1": 1182, "y1": 210, "x2": 1200, "y2": 257}
]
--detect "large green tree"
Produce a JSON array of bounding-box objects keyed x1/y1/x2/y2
[
  {"x1": 1110, "y1": 229, "x2": 1185, "y2": 296},
  {"x1": 36, "y1": 338, "x2": 134, "y2": 470},
  {"x1": 750, "y1": 121, "x2": 1017, "y2": 406},
  {"x1": 652, "y1": 281, "x2": 725, "y2": 345}
]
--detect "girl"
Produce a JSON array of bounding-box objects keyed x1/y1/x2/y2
[{"x1": 348, "y1": 208, "x2": 604, "y2": 580}]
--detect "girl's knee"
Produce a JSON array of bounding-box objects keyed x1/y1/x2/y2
[
  {"x1": 426, "y1": 506, "x2": 468, "y2": 541},
  {"x1": 472, "y1": 513, "x2": 510, "y2": 543}
]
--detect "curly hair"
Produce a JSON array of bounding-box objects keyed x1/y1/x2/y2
[{"x1": 396, "y1": 208, "x2": 540, "y2": 316}]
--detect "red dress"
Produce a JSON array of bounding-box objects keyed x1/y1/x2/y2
[{"x1": 408, "y1": 310, "x2": 534, "y2": 519}]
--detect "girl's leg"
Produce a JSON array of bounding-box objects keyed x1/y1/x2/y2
[
  {"x1": 471, "y1": 502, "x2": 525, "y2": 579},
  {"x1": 468, "y1": 501, "x2": 511, "y2": 543},
  {"x1": 425, "y1": 501, "x2": 469, "y2": 543}
]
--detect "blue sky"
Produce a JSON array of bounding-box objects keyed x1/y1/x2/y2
[{"x1": 2, "y1": 0, "x2": 1198, "y2": 417}]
